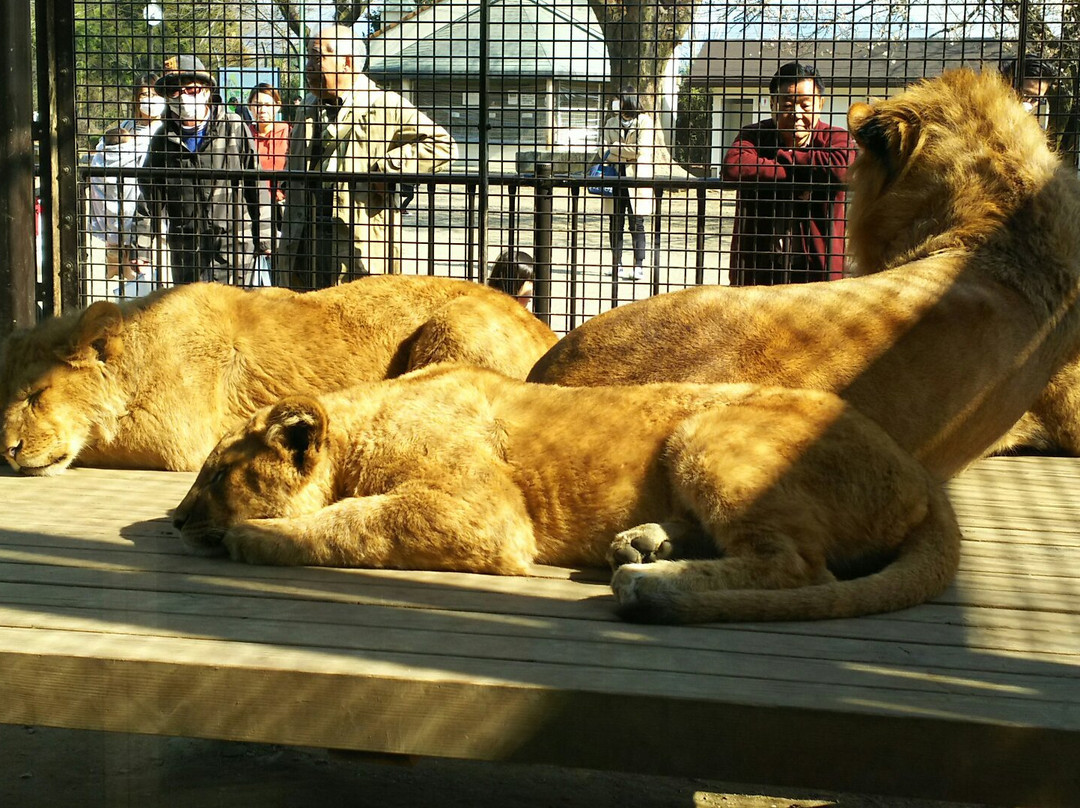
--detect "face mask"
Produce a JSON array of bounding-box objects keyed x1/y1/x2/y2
[
  {"x1": 168, "y1": 92, "x2": 211, "y2": 123},
  {"x1": 138, "y1": 97, "x2": 166, "y2": 119}
]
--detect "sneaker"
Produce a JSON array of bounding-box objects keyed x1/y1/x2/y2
[{"x1": 619, "y1": 266, "x2": 645, "y2": 281}]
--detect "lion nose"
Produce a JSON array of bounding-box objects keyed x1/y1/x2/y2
[{"x1": 7, "y1": 441, "x2": 20, "y2": 459}]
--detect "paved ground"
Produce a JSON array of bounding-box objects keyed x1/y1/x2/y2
[{"x1": 2, "y1": 725, "x2": 996, "y2": 808}]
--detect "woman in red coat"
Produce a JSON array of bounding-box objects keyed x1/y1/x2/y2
[{"x1": 247, "y1": 83, "x2": 291, "y2": 231}]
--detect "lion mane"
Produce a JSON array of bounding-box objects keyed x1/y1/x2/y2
[
  {"x1": 528, "y1": 69, "x2": 1080, "y2": 477},
  {"x1": 174, "y1": 365, "x2": 961, "y2": 623},
  {"x1": 1, "y1": 276, "x2": 556, "y2": 475}
]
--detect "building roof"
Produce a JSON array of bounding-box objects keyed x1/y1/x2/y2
[
  {"x1": 687, "y1": 38, "x2": 1015, "y2": 90},
  {"x1": 367, "y1": 0, "x2": 609, "y2": 80}
]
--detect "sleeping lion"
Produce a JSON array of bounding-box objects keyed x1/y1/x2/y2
[
  {"x1": 529, "y1": 69, "x2": 1080, "y2": 476},
  {"x1": 173, "y1": 365, "x2": 961, "y2": 623},
  {"x1": 0, "y1": 276, "x2": 556, "y2": 475}
]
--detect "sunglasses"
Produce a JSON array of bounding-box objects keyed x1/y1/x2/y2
[{"x1": 165, "y1": 84, "x2": 209, "y2": 99}]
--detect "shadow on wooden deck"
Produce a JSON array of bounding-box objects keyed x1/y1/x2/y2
[{"x1": 0, "y1": 460, "x2": 1077, "y2": 806}]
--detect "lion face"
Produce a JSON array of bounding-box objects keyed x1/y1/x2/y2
[
  {"x1": 1, "y1": 303, "x2": 126, "y2": 476},
  {"x1": 173, "y1": 396, "x2": 331, "y2": 555}
]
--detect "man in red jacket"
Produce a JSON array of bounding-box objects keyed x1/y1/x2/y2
[{"x1": 722, "y1": 62, "x2": 856, "y2": 285}]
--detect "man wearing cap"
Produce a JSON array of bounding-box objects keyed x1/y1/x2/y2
[
  {"x1": 279, "y1": 24, "x2": 457, "y2": 287},
  {"x1": 130, "y1": 55, "x2": 272, "y2": 285},
  {"x1": 722, "y1": 62, "x2": 856, "y2": 285}
]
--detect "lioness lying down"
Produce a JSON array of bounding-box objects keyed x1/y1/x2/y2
[
  {"x1": 529, "y1": 69, "x2": 1080, "y2": 476},
  {"x1": 0, "y1": 276, "x2": 556, "y2": 475},
  {"x1": 174, "y1": 365, "x2": 961, "y2": 623}
]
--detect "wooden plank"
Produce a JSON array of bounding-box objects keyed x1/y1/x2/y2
[
  {"x1": 0, "y1": 577, "x2": 1073, "y2": 672},
  {"x1": 1, "y1": 460, "x2": 1079, "y2": 805},
  {"x1": 0, "y1": 627, "x2": 1076, "y2": 806},
  {"x1": 2, "y1": 554, "x2": 1078, "y2": 660},
  {"x1": 0, "y1": 595, "x2": 1077, "y2": 716}
]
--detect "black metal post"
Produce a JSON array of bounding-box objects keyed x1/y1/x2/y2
[
  {"x1": 0, "y1": 0, "x2": 38, "y2": 333},
  {"x1": 532, "y1": 162, "x2": 553, "y2": 325},
  {"x1": 694, "y1": 184, "x2": 707, "y2": 286},
  {"x1": 567, "y1": 186, "x2": 580, "y2": 332},
  {"x1": 650, "y1": 187, "x2": 662, "y2": 296},
  {"x1": 476, "y1": 0, "x2": 490, "y2": 284},
  {"x1": 35, "y1": 0, "x2": 80, "y2": 313}
]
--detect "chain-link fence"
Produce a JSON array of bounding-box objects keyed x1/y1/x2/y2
[{"x1": 43, "y1": 0, "x2": 1080, "y2": 332}]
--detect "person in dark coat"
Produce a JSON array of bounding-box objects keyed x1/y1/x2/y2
[
  {"x1": 130, "y1": 55, "x2": 272, "y2": 285},
  {"x1": 722, "y1": 62, "x2": 856, "y2": 285}
]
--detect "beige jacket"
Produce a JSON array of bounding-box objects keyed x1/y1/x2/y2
[
  {"x1": 600, "y1": 112, "x2": 656, "y2": 219},
  {"x1": 280, "y1": 85, "x2": 457, "y2": 281}
]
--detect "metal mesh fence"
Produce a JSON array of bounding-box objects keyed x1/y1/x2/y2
[{"x1": 64, "y1": 0, "x2": 1080, "y2": 333}]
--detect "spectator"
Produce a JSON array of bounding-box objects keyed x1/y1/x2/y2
[
  {"x1": 247, "y1": 82, "x2": 290, "y2": 231},
  {"x1": 600, "y1": 87, "x2": 657, "y2": 282},
  {"x1": 722, "y1": 62, "x2": 856, "y2": 285},
  {"x1": 86, "y1": 73, "x2": 166, "y2": 301},
  {"x1": 279, "y1": 24, "x2": 458, "y2": 288},
  {"x1": 87, "y1": 127, "x2": 141, "y2": 301},
  {"x1": 1000, "y1": 55, "x2": 1058, "y2": 120},
  {"x1": 125, "y1": 72, "x2": 167, "y2": 158},
  {"x1": 131, "y1": 55, "x2": 272, "y2": 285},
  {"x1": 229, "y1": 95, "x2": 253, "y2": 126},
  {"x1": 486, "y1": 249, "x2": 535, "y2": 310}
]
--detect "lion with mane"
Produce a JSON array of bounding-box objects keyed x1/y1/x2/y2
[
  {"x1": 529, "y1": 69, "x2": 1080, "y2": 477},
  {"x1": 174, "y1": 364, "x2": 960, "y2": 623},
  {"x1": 1, "y1": 276, "x2": 556, "y2": 475}
]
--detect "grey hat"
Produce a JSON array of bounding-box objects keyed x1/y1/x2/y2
[{"x1": 156, "y1": 55, "x2": 215, "y2": 92}]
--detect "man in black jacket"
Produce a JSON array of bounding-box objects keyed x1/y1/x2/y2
[{"x1": 131, "y1": 55, "x2": 272, "y2": 285}]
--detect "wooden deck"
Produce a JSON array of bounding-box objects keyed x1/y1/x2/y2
[{"x1": 0, "y1": 458, "x2": 1077, "y2": 806}]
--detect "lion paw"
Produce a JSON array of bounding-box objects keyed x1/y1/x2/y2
[
  {"x1": 610, "y1": 560, "x2": 678, "y2": 608},
  {"x1": 608, "y1": 523, "x2": 677, "y2": 569},
  {"x1": 223, "y1": 521, "x2": 294, "y2": 565}
]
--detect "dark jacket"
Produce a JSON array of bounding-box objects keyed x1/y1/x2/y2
[
  {"x1": 133, "y1": 104, "x2": 272, "y2": 270},
  {"x1": 722, "y1": 119, "x2": 855, "y2": 285}
]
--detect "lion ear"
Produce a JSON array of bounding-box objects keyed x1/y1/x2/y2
[
  {"x1": 62, "y1": 301, "x2": 124, "y2": 367},
  {"x1": 849, "y1": 102, "x2": 921, "y2": 178},
  {"x1": 265, "y1": 396, "x2": 329, "y2": 474},
  {"x1": 847, "y1": 102, "x2": 876, "y2": 135}
]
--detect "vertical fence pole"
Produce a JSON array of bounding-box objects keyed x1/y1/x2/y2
[
  {"x1": 650, "y1": 188, "x2": 663, "y2": 296},
  {"x1": 0, "y1": 0, "x2": 38, "y2": 333},
  {"x1": 425, "y1": 182, "x2": 437, "y2": 275},
  {"x1": 694, "y1": 184, "x2": 707, "y2": 286},
  {"x1": 567, "y1": 186, "x2": 580, "y2": 332},
  {"x1": 532, "y1": 161, "x2": 553, "y2": 325},
  {"x1": 477, "y1": 0, "x2": 490, "y2": 284},
  {"x1": 36, "y1": 0, "x2": 79, "y2": 313}
]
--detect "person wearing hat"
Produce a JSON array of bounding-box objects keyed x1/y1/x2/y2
[
  {"x1": 130, "y1": 55, "x2": 273, "y2": 286},
  {"x1": 278, "y1": 24, "x2": 457, "y2": 288},
  {"x1": 721, "y1": 62, "x2": 856, "y2": 286}
]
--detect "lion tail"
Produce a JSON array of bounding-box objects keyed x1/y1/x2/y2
[{"x1": 617, "y1": 487, "x2": 962, "y2": 624}]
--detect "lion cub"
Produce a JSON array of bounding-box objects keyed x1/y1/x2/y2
[{"x1": 174, "y1": 365, "x2": 961, "y2": 623}]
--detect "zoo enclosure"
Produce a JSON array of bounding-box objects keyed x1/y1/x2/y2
[{"x1": 7, "y1": 0, "x2": 1080, "y2": 334}]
